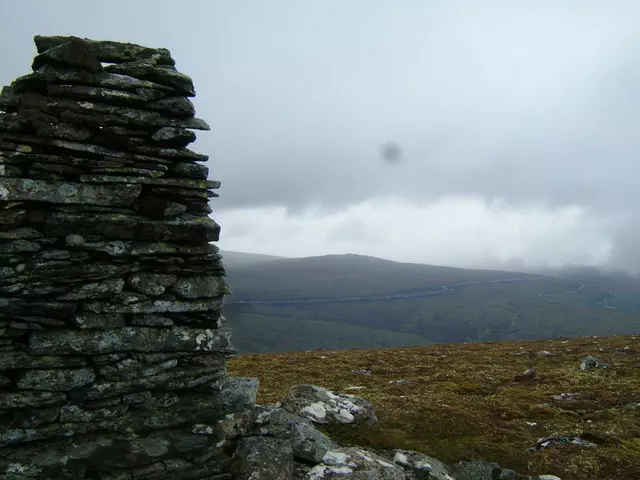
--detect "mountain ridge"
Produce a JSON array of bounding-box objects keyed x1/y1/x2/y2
[{"x1": 221, "y1": 251, "x2": 640, "y2": 353}]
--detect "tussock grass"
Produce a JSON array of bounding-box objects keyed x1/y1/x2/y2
[{"x1": 228, "y1": 335, "x2": 640, "y2": 480}]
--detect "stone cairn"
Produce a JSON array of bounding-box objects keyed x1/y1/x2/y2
[{"x1": 0, "y1": 36, "x2": 257, "y2": 479}]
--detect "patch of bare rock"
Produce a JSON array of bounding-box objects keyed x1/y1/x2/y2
[{"x1": 224, "y1": 384, "x2": 562, "y2": 480}]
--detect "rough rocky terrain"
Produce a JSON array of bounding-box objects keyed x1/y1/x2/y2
[{"x1": 230, "y1": 335, "x2": 640, "y2": 480}]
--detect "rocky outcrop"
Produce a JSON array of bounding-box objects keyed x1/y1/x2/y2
[
  {"x1": 0, "y1": 36, "x2": 256, "y2": 479},
  {"x1": 220, "y1": 385, "x2": 563, "y2": 480},
  {"x1": 280, "y1": 384, "x2": 377, "y2": 425}
]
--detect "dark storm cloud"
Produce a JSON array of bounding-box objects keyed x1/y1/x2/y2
[{"x1": 2, "y1": 1, "x2": 640, "y2": 269}]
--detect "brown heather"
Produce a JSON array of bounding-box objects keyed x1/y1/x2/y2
[{"x1": 229, "y1": 334, "x2": 640, "y2": 480}]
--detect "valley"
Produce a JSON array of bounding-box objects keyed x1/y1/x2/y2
[{"x1": 220, "y1": 251, "x2": 640, "y2": 353}]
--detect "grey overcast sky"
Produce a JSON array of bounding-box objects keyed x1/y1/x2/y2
[{"x1": 2, "y1": 1, "x2": 640, "y2": 270}]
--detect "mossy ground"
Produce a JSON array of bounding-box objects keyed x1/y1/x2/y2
[{"x1": 228, "y1": 335, "x2": 640, "y2": 480}]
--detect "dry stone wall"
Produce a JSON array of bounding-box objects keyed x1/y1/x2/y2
[{"x1": 0, "y1": 36, "x2": 257, "y2": 480}]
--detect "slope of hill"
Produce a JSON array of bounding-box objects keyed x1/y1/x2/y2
[
  {"x1": 222, "y1": 253, "x2": 640, "y2": 353},
  {"x1": 538, "y1": 266, "x2": 640, "y2": 312},
  {"x1": 228, "y1": 335, "x2": 640, "y2": 480},
  {"x1": 218, "y1": 249, "x2": 288, "y2": 267},
  {"x1": 225, "y1": 253, "x2": 540, "y2": 300},
  {"x1": 229, "y1": 313, "x2": 432, "y2": 353}
]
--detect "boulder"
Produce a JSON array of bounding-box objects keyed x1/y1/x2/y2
[
  {"x1": 514, "y1": 367, "x2": 536, "y2": 382},
  {"x1": 306, "y1": 448, "x2": 405, "y2": 480},
  {"x1": 281, "y1": 384, "x2": 377, "y2": 425},
  {"x1": 231, "y1": 436, "x2": 294, "y2": 480},
  {"x1": 392, "y1": 450, "x2": 455, "y2": 480},
  {"x1": 290, "y1": 420, "x2": 336, "y2": 463},
  {"x1": 450, "y1": 460, "x2": 502, "y2": 480},
  {"x1": 32, "y1": 38, "x2": 102, "y2": 72},
  {"x1": 580, "y1": 355, "x2": 609, "y2": 371}
]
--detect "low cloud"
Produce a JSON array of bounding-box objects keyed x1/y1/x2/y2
[
  {"x1": 217, "y1": 196, "x2": 612, "y2": 270},
  {"x1": 3, "y1": 1, "x2": 640, "y2": 270}
]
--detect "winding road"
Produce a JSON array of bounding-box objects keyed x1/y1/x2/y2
[
  {"x1": 225, "y1": 275, "x2": 559, "y2": 306},
  {"x1": 538, "y1": 282, "x2": 585, "y2": 301}
]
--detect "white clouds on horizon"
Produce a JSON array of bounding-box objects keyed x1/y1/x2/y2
[
  {"x1": 2, "y1": 1, "x2": 639, "y2": 270},
  {"x1": 216, "y1": 196, "x2": 613, "y2": 270}
]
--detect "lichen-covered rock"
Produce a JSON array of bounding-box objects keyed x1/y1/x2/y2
[
  {"x1": 29, "y1": 326, "x2": 234, "y2": 354},
  {"x1": 99, "y1": 357, "x2": 178, "y2": 381},
  {"x1": 307, "y1": 448, "x2": 405, "y2": 480},
  {"x1": 16, "y1": 368, "x2": 95, "y2": 391},
  {"x1": 46, "y1": 83, "x2": 167, "y2": 105},
  {"x1": 0, "y1": 348, "x2": 87, "y2": 370},
  {"x1": 214, "y1": 376, "x2": 260, "y2": 414},
  {"x1": 392, "y1": 450, "x2": 454, "y2": 480},
  {"x1": 231, "y1": 436, "x2": 294, "y2": 480},
  {"x1": 44, "y1": 211, "x2": 221, "y2": 242},
  {"x1": 147, "y1": 96, "x2": 195, "y2": 117},
  {"x1": 448, "y1": 460, "x2": 502, "y2": 480},
  {"x1": 31, "y1": 38, "x2": 102, "y2": 73},
  {"x1": 128, "y1": 272, "x2": 178, "y2": 295},
  {"x1": 0, "y1": 178, "x2": 142, "y2": 206},
  {"x1": 34, "y1": 35, "x2": 175, "y2": 66},
  {"x1": 171, "y1": 276, "x2": 225, "y2": 299},
  {"x1": 70, "y1": 313, "x2": 125, "y2": 329},
  {"x1": 77, "y1": 174, "x2": 218, "y2": 189},
  {"x1": 58, "y1": 278, "x2": 125, "y2": 300},
  {"x1": 172, "y1": 161, "x2": 209, "y2": 179},
  {"x1": 291, "y1": 419, "x2": 336, "y2": 463},
  {"x1": 6, "y1": 92, "x2": 206, "y2": 130},
  {"x1": 69, "y1": 366, "x2": 228, "y2": 403},
  {"x1": 103, "y1": 61, "x2": 195, "y2": 96},
  {"x1": 59, "y1": 403, "x2": 129, "y2": 423},
  {"x1": 580, "y1": 355, "x2": 609, "y2": 371},
  {"x1": 81, "y1": 297, "x2": 223, "y2": 314},
  {"x1": 281, "y1": 384, "x2": 377, "y2": 425},
  {"x1": 129, "y1": 314, "x2": 175, "y2": 326},
  {"x1": 0, "y1": 390, "x2": 67, "y2": 410},
  {"x1": 0, "y1": 298, "x2": 76, "y2": 318},
  {"x1": 152, "y1": 127, "x2": 196, "y2": 146}
]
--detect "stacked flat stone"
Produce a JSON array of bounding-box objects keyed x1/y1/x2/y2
[{"x1": 0, "y1": 36, "x2": 256, "y2": 480}]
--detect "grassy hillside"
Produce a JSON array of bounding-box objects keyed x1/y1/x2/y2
[
  {"x1": 228, "y1": 313, "x2": 431, "y2": 353},
  {"x1": 228, "y1": 335, "x2": 640, "y2": 480},
  {"x1": 222, "y1": 254, "x2": 640, "y2": 352},
  {"x1": 539, "y1": 266, "x2": 640, "y2": 312}
]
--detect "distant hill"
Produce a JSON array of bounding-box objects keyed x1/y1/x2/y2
[
  {"x1": 221, "y1": 253, "x2": 640, "y2": 353},
  {"x1": 219, "y1": 250, "x2": 288, "y2": 267},
  {"x1": 224, "y1": 253, "x2": 538, "y2": 301}
]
